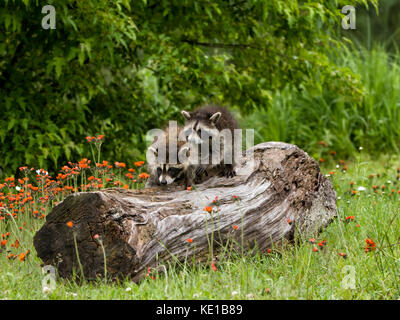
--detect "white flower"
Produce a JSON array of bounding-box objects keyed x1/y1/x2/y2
[
  {"x1": 15, "y1": 186, "x2": 21, "y2": 191},
  {"x1": 231, "y1": 291, "x2": 239, "y2": 296},
  {"x1": 357, "y1": 186, "x2": 366, "y2": 191},
  {"x1": 387, "y1": 180, "x2": 392, "y2": 184},
  {"x1": 42, "y1": 286, "x2": 53, "y2": 294},
  {"x1": 336, "y1": 165, "x2": 340, "y2": 168},
  {"x1": 192, "y1": 293, "x2": 200, "y2": 298},
  {"x1": 359, "y1": 146, "x2": 363, "y2": 150},
  {"x1": 125, "y1": 287, "x2": 132, "y2": 292},
  {"x1": 246, "y1": 293, "x2": 254, "y2": 299},
  {"x1": 36, "y1": 169, "x2": 48, "y2": 176},
  {"x1": 338, "y1": 196, "x2": 341, "y2": 200}
]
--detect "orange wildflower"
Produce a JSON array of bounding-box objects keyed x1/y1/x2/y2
[
  {"x1": 134, "y1": 161, "x2": 145, "y2": 167},
  {"x1": 138, "y1": 173, "x2": 150, "y2": 179},
  {"x1": 365, "y1": 238, "x2": 376, "y2": 253},
  {"x1": 204, "y1": 206, "x2": 213, "y2": 213},
  {"x1": 318, "y1": 240, "x2": 326, "y2": 248},
  {"x1": 115, "y1": 162, "x2": 126, "y2": 168},
  {"x1": 66, "y1": 221, "x2": 74, "y2": 228}
]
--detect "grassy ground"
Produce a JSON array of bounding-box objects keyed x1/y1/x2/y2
[{"x1": 0, "y1": 149, "x2": 399, "y2": 300}]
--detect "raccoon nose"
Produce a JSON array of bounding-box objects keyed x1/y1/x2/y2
[{"x1": 161, "y1": 180, "x2": 167, "y2": 185}]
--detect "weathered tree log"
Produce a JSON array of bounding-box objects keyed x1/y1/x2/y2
[{"x1": 33, "y1": 142, "x2": 337, "y2": 281}]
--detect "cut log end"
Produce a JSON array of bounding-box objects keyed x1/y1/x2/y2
[{"x1": 33, "y1": 142, "x2": 337, "y2": 281}]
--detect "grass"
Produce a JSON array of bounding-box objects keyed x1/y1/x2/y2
[{"x1": 1, "y1": 149, "x2": 400, "y2": 300}]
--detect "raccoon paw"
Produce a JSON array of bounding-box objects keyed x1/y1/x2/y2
[
  {"x1": 225, "y1": 168, "x2": 236, "y2": 178},
  {"x1": 220, "y1": 166, "x2": 236, "y2": 178}
]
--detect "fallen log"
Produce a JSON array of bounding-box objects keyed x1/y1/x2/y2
[{"x1": 33, "y1": 142, "x2": 337, "y2": 281}]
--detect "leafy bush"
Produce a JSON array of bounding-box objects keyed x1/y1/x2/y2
[{"x1": 0, "y1": 0, "x2": 376, "y2": 176}]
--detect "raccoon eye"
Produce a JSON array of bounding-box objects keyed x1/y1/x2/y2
[
  {"x1": 168, "y1": 167, "x2": 182, "y2": 177},
  {"x1": 156, "y1": 167, "x2": 162, "y2": 176}
]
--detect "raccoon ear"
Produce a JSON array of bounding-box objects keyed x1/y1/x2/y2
[
  {"x1": 209, "y1": 112, "x2": 221, "y2": 124},
  {"x1": 181, "y1": 110, "x2": 191, "y2": 120},
  {"x1": 178, "y1": 146, "x2": 190, "y2": 160},
  {"x1": 148, "y1": 146, "x2": 158, "y2": 156}
]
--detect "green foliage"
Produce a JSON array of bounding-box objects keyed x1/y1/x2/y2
[
  {"x1": 240, "y1": 44, "x2": 400, "y2": 159},
  {"x1": 0, "y1": 0, "x2": 377, "y2": 176},
  {"x1": 343, "y1": 0, "x2": 400, "y2": 50}
]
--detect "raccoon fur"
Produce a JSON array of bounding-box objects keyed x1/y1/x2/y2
[
  {"x1": 145, "y1": 126, "x2": 190, "y2": 188},
  {"x1": 181, "y1": 105, "x2": 239, "y2": 180}
]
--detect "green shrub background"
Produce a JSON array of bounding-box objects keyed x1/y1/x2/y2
[{"x1": 2, "y1": 0, "x2": 400, "y2": 177}]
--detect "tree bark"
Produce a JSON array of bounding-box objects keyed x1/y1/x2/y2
[{"x1": 33, "y1": 142, "x2": 337, "y2": 282}]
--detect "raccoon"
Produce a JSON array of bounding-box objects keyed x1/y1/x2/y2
[
  {"x1": 145, "y1": 126, "x2": 190, "y2": 188},
  {"x1": 181, "y1": 105, "x2": 239, "y2": 180}
]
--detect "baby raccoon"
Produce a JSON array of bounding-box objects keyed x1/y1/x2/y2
[
  {"x1": 181, "y1": 105, "x2": 239, "y2": 179},
  {"x1": 145, "y1": 126, "x2": 190, "y2": 188}
]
